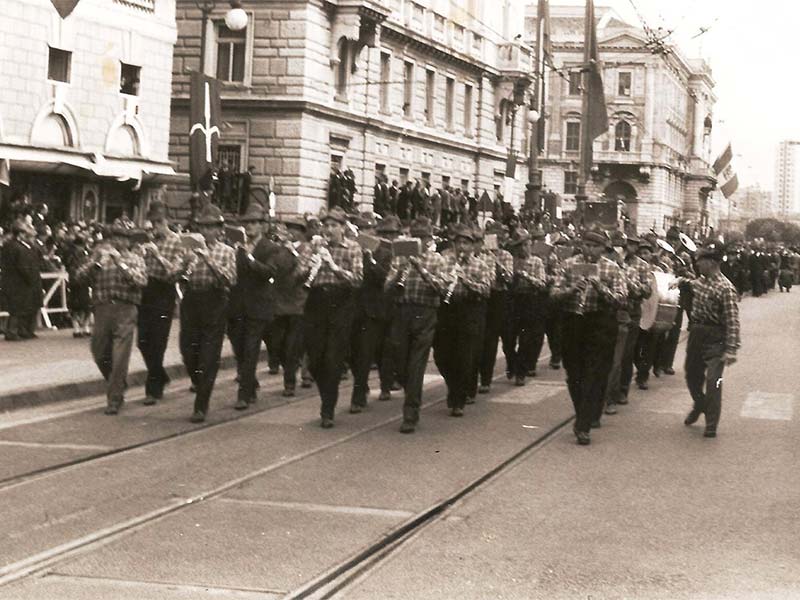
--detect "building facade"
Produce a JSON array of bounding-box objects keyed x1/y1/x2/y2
[
  {"x1": 774, "y1": 140, "x2": 799, "y2": 216},
  {"x1": 524, "y1": 5, "x2": 719, "y2": 234},
  {"x1": 0, "y1": 0, "x2": 179, "y2": 226},
  {"x1": 169, "y1": 0, "x2": 538, "y2": 217}
]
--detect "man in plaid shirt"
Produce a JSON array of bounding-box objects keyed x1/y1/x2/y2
[
  {"x1": 551, "y1": 230, "x2": 627, "y2": 445},
  {"x1": 434, "y1": 223, "x2": 492, "y2": 418},
  {"x1": 304, "y1": 207, "x2": 363, "y2": 428},
  {"x1": 680, "y1": 241, "x2": 740, "y2": 438},
  {"x1": 137, "y1": 201, "x2": 189, "y2": 405},
  {"x1": 74, "y1": 222, "x2": 148, "y2": 415},
  {"x1": 180, "y1": 204, "x2": 237, "y2": 423},
  {"x1": 385, "y1": 217, "x2": 448, "y2": 433}
]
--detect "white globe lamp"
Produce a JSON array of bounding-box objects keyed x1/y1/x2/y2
[{"x1": 225, "y1": 3, "x2": 248, "y2": 31}]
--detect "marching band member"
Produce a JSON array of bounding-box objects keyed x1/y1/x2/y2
[
  {"x1": 270, "y1": 216, "x2": 311, "y2": 397},
  {"x1": 385, "y1": 217, "x2": 448, "y2": 434},
  {"x1": 656, "y1": 232, "x2": 696, "y2": 376},
  {"x1": 304, "y1": 207, "x2": 363, "y2": 428},
  {"x1": 228, "y1": 204, "x2": 286, "y2": 411},
  {"x1": 478, "y1": 221, "x2": 514, "y2": 394},
  {"x1": 74, "y1": 221, "x2": 148, "y2": 415},
  {"x1": 678, "y1": 241, "x2": 740, "y2": 438},
  {"x1": 180, "y1": 204, "x2": 238, "y2": 423},
  {"x1": 634, "y1": 238, "x2": 665, "y2": 391},
  {"x1": 526, "y1": 231, "x2": 554, "y2": 378},
  {"x1": 551, "y1": 230, "x2": 626, "y2": 446},
  {"x1": 465, "y1": 227, "x2": 491, "y2": 404},
  {"x1": 505, "y1": 230, "x2": 546, "y2": 387},
  {"x1": 542, "y1": 233, "x2": 568, "y2": 371},
  {"x1": 350, "y1": 215, "x2": 401, "y2": 413},
  {"x1": 138, "y1": 201, "x2": 189, "y2": 406},
  {"x1": 433, "y1": 223, "x2": 492, "y2": 417}
]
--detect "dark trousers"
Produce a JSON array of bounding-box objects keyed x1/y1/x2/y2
[
  {"x1": 137, "y1": 281, "x2": 176, "y2": 399},
  {"x1": 351, "y1": 313, "x2": 394, "y2": 407},
  {"x1": 479, "y1": 291, "x2": 508, "y2": 387},
  {"x1": 545, "y1": 298, "x2": 563, "y2": 365},
  {"x1": 180, "y1": 289, "x2": 228, "y2": 416},
  {"x1": 604, "y1": 319, "x2": 629, "y2": 406},
  {"x1": 227, "y1": 315, "x2": 247, "y2": 380},
  {"x1": 6, "y1": 311, "x2": 36, "y2": 338},
  {"x1": 684, "y1": 324, "x2": 726, "y2": 430},
  {"x1": 636, "y1": 327, "x2": 665, "y2": 383},
  {"x1": 619, "y1": 317, "x2": 642, "y2": 399},
  {"x1": 434, "y1": 299, "x2": 482, "y2": 409},
  {"x1": 391, "y1": 304, "x2": 437, "y2": 424},
  {"x1": 561, "y1": 311, "x2": 617, "y2": 433},
  {"x1": 657, "y1": 308, "x2": 683, "y2": 370},
  {"x1": 466, "y1": 300, "x2": 488, "y2": 398},
  {"x1": 505, "y1": 293, "x2": 539, "y2": 378},
  {"x1": 526, "y1": 294, "x2": 549, "y2": 373},
  {"x1": 270, "y1": 314, "x2": 304, "y2": 389},
  {"x1": 304, "y1": 287, "x2": 354, "y2": 420},
  {"x1": 236, "y1": 317, "x2": 271, "y2": 403},
  {"x1": 92, "y1": 303, "x2": 138, "y2": 408}
]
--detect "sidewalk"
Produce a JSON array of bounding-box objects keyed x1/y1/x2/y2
[{"x1": 0, "y1": 320, "x2": 235, "y2": 411}]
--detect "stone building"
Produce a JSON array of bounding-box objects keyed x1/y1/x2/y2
[
  {"x1": 774, "y1": 140, "x2": 799, "y2": 216},
  {"x1": 169, "y1": 0, "x2": 537, "y2": 217},
  {"x1": 524, "y1": 5, "x2": 719, "y2": 234},
  {"x1": 0, "y1": 0, "x2": 179, "y2": 225}
]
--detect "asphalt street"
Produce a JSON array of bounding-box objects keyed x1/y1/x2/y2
[{"x1": 0, "y1": 288, "x2": 797, "y2": 599}]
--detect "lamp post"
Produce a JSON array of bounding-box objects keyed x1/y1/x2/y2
[{"x1": 195, "y1": 0, "x2": 248, "y2": 74}]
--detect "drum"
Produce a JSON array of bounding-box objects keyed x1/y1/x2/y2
[{"x1": 639, "y1": 271, "x2": 680, "y2": 331}]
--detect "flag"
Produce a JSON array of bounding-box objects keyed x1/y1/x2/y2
[
  {"x1": 189, "y1": 71, "x2": 222, "y2": 191},
  {"x1": 713, "y1": 143, "x2": 739, "y2": 198},
  {"x1": 0, "y1": 159, "x2": 9, "y2": 187},
  {"x1": 50, "y1": 0, "x2": 81, "y2": 18},
  {"x1": 580, "y1": 0, "x2": 608, "y2": 179}
]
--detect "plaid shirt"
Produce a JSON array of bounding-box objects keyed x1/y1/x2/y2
[
  {"x1": 552, "y1": 255, "x2": 627, "y2": 315},
  {"x1": 485, "y1": 249, "x2": 514, "y2": 291},
  {"x1": 513, "y1": 255, "x2": 546, "y2": 293},
  {"x1": 688, "y1": 272, "x2": 741, "y2": 355},
  {"x1": 185, "y1": 240, "x2": 237, "y2": 291},
  {"x1": 144, "y1": 231, "x2": 186, "y2": 283},
  {"x1": 386, "y1": 250, "x2": 449, "y2": 308},
  {"x1": 310, "y1": 238, "x2": 363, "y2": 288},
  {"x1": 75, "y1": 248, "x2": 148, "y2": 305},
  {"x1": 442, "y1": 248, "x2": 492, "y2": 300},
  {"x1": 624, "y1": 254, "x2": 653, "y2": 317}
]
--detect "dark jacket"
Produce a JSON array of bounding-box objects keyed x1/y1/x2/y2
[
  {"x1": 0, "y1": 238, "x2": 42, "y2": 314},
  {"x1": 356, "y1": 244, "x2": 393, "y2": 321},
  {"x1": 228, "y1": 237, "x2": 287, "y2": 321}
]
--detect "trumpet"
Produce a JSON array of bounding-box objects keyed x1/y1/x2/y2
[
  {"x1": 443, "y1": 254, "x2": 468, "y2": 304},
  {"x1": 303, "y1": 236, "x2": 328, "y2": 289},
  {"x1": 396, "y1": 263, "x2": 412, "y2": 288}
]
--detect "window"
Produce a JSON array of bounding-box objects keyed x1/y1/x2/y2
[
  {"x1": 433, "y1": 13, "x2": 446, "y2": 40},
  {"x1": 472, "y1": 33, "x2": 483, "y2": 57},
  {"x1": 568, "y1": 71, "x2": 581, "y2": 96},
  {"x1": 615, "y1": 121, "x2": 632, "y2": 151},
  {"x1": 216, "y1": 23, "x2": 246, "y2": 83},
  {"x1": 565, "y1": 121, "x2": 581, "y2": 151},
  {"x1": 403, "y1": 61, "x2": 414, "y2": 118},
  {"x1": 218, "y1": 144, "x2": 242, "y2": 172},
  {"x1": 48, "y1": 47, "x2": 71, "y2": 83},
  {"x1": 564, "y1": 171, "x2": 578, "y2": 194},
  {"x1": 445, "y1": 77, "x2": 455, "y2": 129},
  {"x1": 120, "y1": 62, "x2": 141, "y2": 95},
  {"x1": 464, "y1": 83, "x2": 473, "y2": 134},
  {"x1": 380, "y1": 52, "x2": 391, "y2": 112},
  {"x1": 335, "y1": 38, "x2": 349, "y2": 98},
  {"x1": 399, "y1": 167, "x2": 409, "y2": 184},
  {"x1": 425, "y1": 69, "x2": 435, "y2": 125},
  {"x1": 618, "y1": 71, "x2": 632, "y2": 97},
  {"x1": 453, "y1": 24, "x2": 465, "y2": 49}
]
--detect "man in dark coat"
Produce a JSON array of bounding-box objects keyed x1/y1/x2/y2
[{"x1": 1, "y1": 219, "x2": 42, "y2": 341}]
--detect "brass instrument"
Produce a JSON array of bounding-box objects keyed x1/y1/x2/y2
[
  {"x1": 443, "y1": 253, "x2": 468, "y2": 304},
  {"x1": 396, "y1": 263, "x2": 412, "y2": 287},
  {"x1": 303, "y1": 236, "x2": 328, "y2": 289}
]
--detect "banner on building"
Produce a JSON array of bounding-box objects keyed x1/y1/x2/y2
[
  {"x1": 190, "y1": 72, "x2": 222, "y2": 191},
  {"x1": 713, "y1": 142, "x2": 739, "y2": 198},
  {"x1": 50, "y1": 0, "x2": 81, "y2": 18}
]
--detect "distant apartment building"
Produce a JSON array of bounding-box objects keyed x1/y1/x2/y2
[
  {"x1": 774, "y1": 141, "x2": 799, "y2": 215},
  {"x1": 0, "y1": 0, "x2": 179, "y2": 225}
]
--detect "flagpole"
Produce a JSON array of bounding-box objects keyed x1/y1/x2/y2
[
  {"x1": 525, "y1": 0, "x2": 546, "y2": 215},
  {"x1": 575, "y1": 0, "x2": 592, "y2": 223}
]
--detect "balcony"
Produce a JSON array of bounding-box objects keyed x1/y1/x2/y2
[{"x1": 496, "y1": 42, "x2": 533, "y2": 77}]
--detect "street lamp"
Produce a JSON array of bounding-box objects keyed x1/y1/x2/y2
[{"x1": 195, "y1": 0, "x2": 249, "y2": 73}]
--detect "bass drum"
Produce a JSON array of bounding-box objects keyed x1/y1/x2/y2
[{"x1": 640, "y1": 271, "x2": 680, "y2": 331}]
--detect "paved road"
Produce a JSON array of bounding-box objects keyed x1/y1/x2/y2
[{"x1": 0, "y1": 289, "x2": 796, "y2": 599}]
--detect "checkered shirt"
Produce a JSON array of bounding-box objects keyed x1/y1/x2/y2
[
  {"x1": 513, "y1": 255, "x2": 546, "y2": 293},
  {"x1": 185, "y1": 240, "x2": 237, "y2": 291},
  {"x1": 485, "y1": 249, "x2": 514, "y2": 291},
  {"x1": 688, "y1": 272, "x2": 741, "y2": 355},
  {"x1": 144, "y1": 231, "x2": 186, "y2": 283},
  {"x1": 442, "y1": 248, "x2": 492, "y2": 300},
  {"x1": 387, "y1": 250, "x2": 449, "y2": 308},
  {"x1": 75, "y1": 249, "x2": 148, "y2": 305},
  {"x1": 552, "y1": 255, "x2": 627, "y2": 315},
  {"x1": 624, "y1": 254, "x2": 653, "y2": 316},
  {"x1": 310, "y1": 238, "x2": 363, "y2": 288}
]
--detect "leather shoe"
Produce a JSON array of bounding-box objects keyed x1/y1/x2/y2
[
  {"x1": 576, "y1": 431, "x2": 591, "y2": 445},
  {"x1": 104, "y1": 404, "x2": 119, "y2": 415},
  {"x1": 703, "y1": 427, "x2": 717, "y2": 438},
  {"x1": 268, "y1": 367, "x2": 280, "y2": 375},
  {"x1": 390, "y1": 382, "x2": 403, "y2": 391},
  {"x1": 478, "y1": 384, "x2": 490, "y2": 394},
  {"x1": 143, "y1": 396, "x2": 157, "y2": 406},
  {"x1": 378, "y1": 391, "x2": 391, "y2": 401},
  {"x1": 617, "y1": 395, "x2": 629, "y2": 405},
  {"x1": 190, "y1": 411, "x2": 206, "y2": 423},
  {"x1": 399, "y1": 421, "x2": 416, "y2": 434},
  {"x1": 514, "y1": 375, "x2": 526, "y2": 387},
  {"x1": 663, "y1": 367, "x2": 676, "y2": 375},
  {"x1": 282, "y1": 387, "x2": 295, "y2": 398},
  {"x1": 653, "y1": 368, "x2": 662, "y2": 378},
  {"x1": 637, "y1": 380, "x2": 649, "y2": 390},
  {"x1": 684, "y1": 409, "x2": 702, "y2": 426},
  {"x1": 590, "y1": 419, "x2": 602, "y2": 429},
  {"x1": 349, "y1": 404, "x2": 363, "y2": 414},
  {"x1": 465, "y1": 396, "x2": 476, "y2": 405},
  {"x1": 527, "y1": 369, "x2": 537, "y2": 377},
  {"x1": 301, "y1": 379, "x2": 313, "y2": 389},
  {"x1": 549, "y1": 361, "x2": 561, "y2": 370},
  {"x1": 234, "y1": 398, "x2": 249, "y2": 410},
  {"x1": 320, "y1": 417, "x2": 335, "y2": 429},
  {"x1": 604, "y1": 404, "x2": 617, "y2": 415},
  {"x1": 450, "y1": 407, "x2": 464, "y2": 417}
]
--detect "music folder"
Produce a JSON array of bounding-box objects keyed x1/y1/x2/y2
[{"x1": 392, "y1": 238, "x2": 421, "y2": 257}]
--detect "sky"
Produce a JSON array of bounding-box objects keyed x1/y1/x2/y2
[{"x1": 544, "y1": 0, "x2": 795, "y2": 192}]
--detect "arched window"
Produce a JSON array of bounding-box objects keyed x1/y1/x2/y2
[
  {"x1": 335, "y1": 37, "x2": 349, "y2": 99},
  {"x1": 615, "y1": 120, "x2": 632, "y2": 152}
]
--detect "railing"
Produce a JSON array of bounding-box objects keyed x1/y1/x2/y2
[{"x1": 114, "y1": 0, "x2": 155, "y2": 12}]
